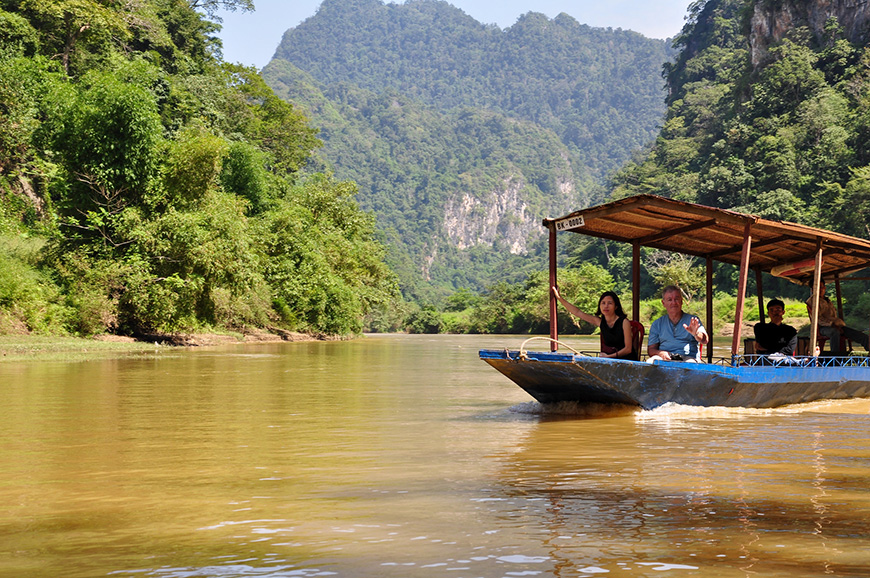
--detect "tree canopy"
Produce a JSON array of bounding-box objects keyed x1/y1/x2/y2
[{"x1": 0, "y1": 0, "x2": 398, "y2": 337}]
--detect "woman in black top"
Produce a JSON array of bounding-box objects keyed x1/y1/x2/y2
[{"x1": 552, "y1": 287, "x2": 634, "y2": 359}]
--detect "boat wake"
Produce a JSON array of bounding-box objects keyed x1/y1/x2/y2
[
  {"x1": 638, "y1": 397, "x2": 870, "y2": 419},
  {"x1": 509, "y1": 400, "x2": 640, "y2": 418},
  {"x1": 637, "y1": 402, "x2": 781, "y2": 420},
  {"x1": 508, "y1": 397, "x2": 870, "y2": 421}
]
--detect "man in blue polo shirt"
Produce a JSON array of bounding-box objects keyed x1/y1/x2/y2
[{"x1": 647, "y1": 285, "x2": 708, "y2": 362}]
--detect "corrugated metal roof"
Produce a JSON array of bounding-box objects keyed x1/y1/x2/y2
[{"x1": 544, "y1": 194, "x2": 870, "y2": 284}]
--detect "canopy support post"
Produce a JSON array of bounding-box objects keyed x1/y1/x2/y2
[
  {"x1": 756, "y1": 268, "x2": 765, "y2": 325},
  {"x1": 809, "y1": 241, "x2": 823, "y2": 355},
  {"x1": 632, "y1": 242, "x2": 640, "y2": 323},
  {"x1": 706, "y1": 256, "x2": 714, "y2": 364},
  {"x1": 548, "y1": 223, "x2": 558, "y2": 352},
  {"x1": 731, "y1": 222, "x2": 753, "y2": 361},
  {"x1": 835, "y1": 274, "x2": 844, "y2": 320}
]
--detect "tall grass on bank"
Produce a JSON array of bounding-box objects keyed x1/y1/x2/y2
[{"x1": 0, "y1": 335, "x2": 161, "y2": 362}]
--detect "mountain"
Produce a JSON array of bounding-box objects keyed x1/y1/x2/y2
[{"x1": 262, "y1": 0, "x2": 675, "y2": 302}]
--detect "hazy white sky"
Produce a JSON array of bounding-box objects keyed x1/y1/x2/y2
[{"x1": 215, "y1": 0, "x2": 691, "y2": 69}]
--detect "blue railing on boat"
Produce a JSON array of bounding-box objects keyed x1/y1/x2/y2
[
  {"x1": 513, "y1": 348, "x2": 870, "y2": 369},
  {"x1": 733, "y1": 354, "x2": 870, "y2": 368}
]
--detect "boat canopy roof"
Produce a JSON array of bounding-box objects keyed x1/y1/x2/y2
[{"x1": 544, "y1": 194, "x2": 870, "y2": 284}]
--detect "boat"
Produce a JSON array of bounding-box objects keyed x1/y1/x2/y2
[{"x1": 479, "y1": 194, "x2": 870, "y2": 409}]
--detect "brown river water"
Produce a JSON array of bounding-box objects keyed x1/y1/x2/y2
[{"x1": 2, "y1": 334, "x2": 870, "y2": 578}]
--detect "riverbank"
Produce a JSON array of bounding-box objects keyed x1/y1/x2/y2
[{"x1": 0, "y1": 329, "x2": 324, "y2": 362}]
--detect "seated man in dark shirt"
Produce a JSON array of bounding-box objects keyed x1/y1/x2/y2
[{"x1": 753, "y1": 298, "x2": 798, "y2": 356}]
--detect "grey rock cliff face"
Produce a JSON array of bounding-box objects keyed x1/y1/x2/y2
[
  {"x1": 442, "y1": 177, "x2": 575, "y2": 255},
  {"x1": 750, "y1": 0, "x2": 870, "y2": 65},
  {"x1": 443, "y1": 179, "x2": 532, "y2": 255}
]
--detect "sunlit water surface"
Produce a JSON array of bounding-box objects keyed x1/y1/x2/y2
[{"x1": 2, "y1": 334, "x2": 870, "y2": 577}]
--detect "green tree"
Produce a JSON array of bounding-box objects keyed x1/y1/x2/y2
[
  {"x1": 45, "y1": 67, "x2": 163, "y2": 250},
  {"x1": 189, "y1": 0, "x2": 254, "y2": 17},
  {"x1": 259, "y1": 174, "x2": 397, "y2": 335},
  {"x1": 222, "y1": 64, "x2": 321, "y2": 176},
  {"x1": 220, "y1": 141, "x2": 270, "y2": 214},
  {"x1": 162, "y1": 122, "x2": 229, "y2": 209},
  {"x1": 0, "y1": 9, "x2": 39, "y2": 56},
  {"x1": 124, "y1": 189, "x2": 270, "y2": 332},
  {"x1": 405, "y1": 304, "x2": 444, "y2": 334},
  {"x1": 645, "y1": 252, "x2": 705, "y2": 301},
  {"x1": 828, "y1": 166, "x2": 870, "y2": 237},
  {"x1": 468, "y1": 281, "x2": 523, "y2": 334},
  {"x1": 0, "y1": 1, "x2": 398, "y2": 339},
  {"x1": 19, "y1": 0, "x2": 128, "y2": 75}
]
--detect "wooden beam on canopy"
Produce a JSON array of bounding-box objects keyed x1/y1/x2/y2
[
  {"x1": 823, "y1": 264, "x2": 870, "y2": 282},
  {"x1": 636, "y1": 219, "x2": 718, "y2": 245},
  {"x1": 629, "y1": 196, "x2": 753, "y2": 227},
  {"x1": 592, "y1": 216, "x2": 659, "y2": 234}
]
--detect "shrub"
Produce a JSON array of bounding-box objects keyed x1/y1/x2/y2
[
  {"x1": 0, "y1": 238, "x2": 71, "y2": 334},
  {"x1": 405, "y1": 306, "x2": 444, "y2": 334}
]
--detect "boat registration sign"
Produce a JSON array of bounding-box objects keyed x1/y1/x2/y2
[{"x1": 555, "y1": 215, "x2": 585, "y2": 231}]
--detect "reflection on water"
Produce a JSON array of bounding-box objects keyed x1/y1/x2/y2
[
  {"x1": 1, "y1": 334, "x2": 870, "y2": 577},
  {"x1": 501, "y1": 398, "x2": 870, "y2": 577}
]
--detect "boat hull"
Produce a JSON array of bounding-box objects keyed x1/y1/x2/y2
[{"x1": 479, "y1": 349, "x2": 870, "y2": 409}]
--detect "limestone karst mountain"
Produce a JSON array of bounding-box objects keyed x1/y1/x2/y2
[{"x1": 263, "y1": 0, "x2": 674, "y2": 300}]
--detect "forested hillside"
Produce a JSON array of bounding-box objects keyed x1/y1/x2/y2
[
  {"x1": 612, "y1": 0, "x2": 870, "y2": 230},
  {"x1": 0, "y1": 0, "x2": 397, "y2": 338},
  {"x1": 458, "y1": 0, "x2": 870, "y2": 336},
  {"x1": 604, "y1": 0, "x2": 870, "y2": 300},
  {"x1": 263, "y1": 0, "x2": 674, "y2": 302}
]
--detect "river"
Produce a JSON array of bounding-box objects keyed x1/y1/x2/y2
[{"x1": 1, "y1": 334, "x2": 870, "y2": 577}]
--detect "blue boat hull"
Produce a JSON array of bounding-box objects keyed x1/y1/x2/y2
[{"x1": 479, "y1": 349, "x2": 870, "y2": 409}]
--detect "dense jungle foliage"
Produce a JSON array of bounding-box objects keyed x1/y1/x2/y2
[
  {"x1": 0, "y1": 0, "x2": 398, "y2": 337},
  {"x1": 611, "y1": 0, "x2": 870, "y2": 229},
  {"x1": 263, "y1": 0, "x2": 674, "y2": 303}
]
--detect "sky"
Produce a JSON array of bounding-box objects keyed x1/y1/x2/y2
[{"x1": 215, "y1": 0, "x2": 691, "y2": 69}]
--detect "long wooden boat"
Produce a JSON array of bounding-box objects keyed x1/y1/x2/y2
[{"x1": 480, "y1": 195, "x2": 870, "y2": 409}]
